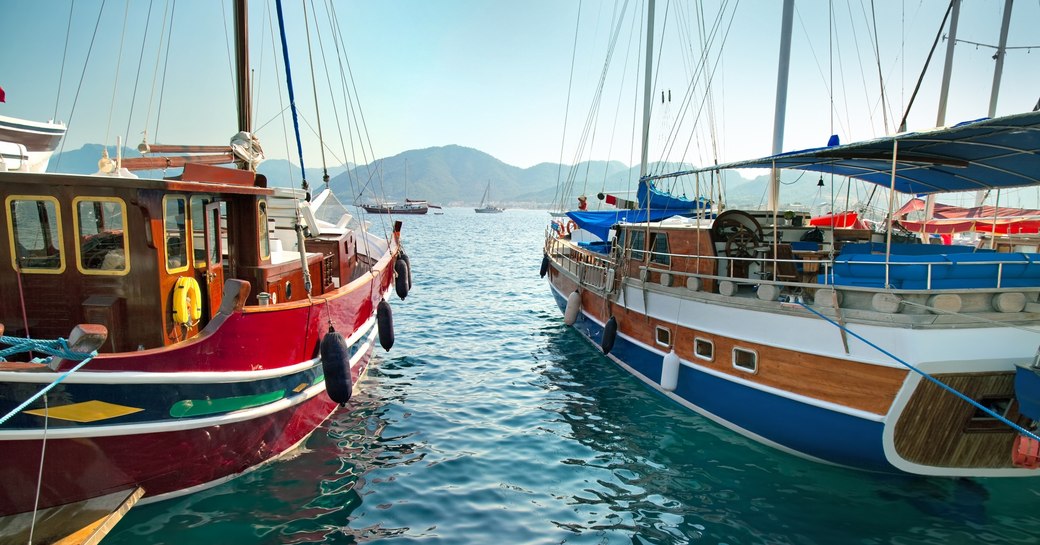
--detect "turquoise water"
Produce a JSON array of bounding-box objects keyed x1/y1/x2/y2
[{"x1": 106, "y1": 208, "x2": 1040, "y2": 544}]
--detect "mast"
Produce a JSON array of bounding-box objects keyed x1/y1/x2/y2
[
  {"x1": 924, "y1": 0, "x2": 961, "y2": 236},
  {"x1": 974, "y1": 0, "x2": 1013, "y2": 208},
  {"x1": 234, "y1": 0, "x2": 251, "y2": 136},
  {"x1": 988, "y1": 0, "x2": 1013, "y2": 118},
  {"x1": 638, "y1": 0, "x2": 655, "y2": 179},
  {"x1": 767, "y1": 0, "x2": 795, "y2": 211}
]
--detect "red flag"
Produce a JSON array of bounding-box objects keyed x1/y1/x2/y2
[
  {"x1": 0, "y1": 86, "x2": 5, "y2": 103},
  {"x1": 605, "y1": 194, "x2": 617, "y2": 205}
]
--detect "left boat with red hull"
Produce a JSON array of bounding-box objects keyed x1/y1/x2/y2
[
  {"x1": 0, "y1": 1, "x2": 410, "y2": 542},
  {"x1": 0, "y1": 162, "x2": 404, "y2": 542}
]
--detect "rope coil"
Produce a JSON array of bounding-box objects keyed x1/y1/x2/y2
[{"x1": 0, "y1": 336, "x2": 96, "y2": 362}]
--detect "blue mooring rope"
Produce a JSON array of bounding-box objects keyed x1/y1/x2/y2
[
  {"x1": 797, "y1": 302, "x2": 1040, "y2": 443},
  {"x1": 0, "y1": 336, "x2": 98, "y2": 426}
]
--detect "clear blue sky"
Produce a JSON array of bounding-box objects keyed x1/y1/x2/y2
[{"x1": 2, "y1": 0, "x2": 1038, "y2": 171}]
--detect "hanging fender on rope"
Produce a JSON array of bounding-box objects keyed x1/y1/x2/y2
[
  {"x1": 172, "y1": 277, "x2": 203, "y2": 325},
  {"x1": 400, "y1": 251, "x2": 413, "y2": 291},
  {"x1": 394, "y1": 257, "x2": 410, "y2": 300},
  {"x1": 540, "y1": 254, "x2": 550, "y2": 278},
  {"x1": 661, "y1": 350, "x2": 680, "y2": 391},
  {"x1": 319, "y1": 327, "x2": 353, "y2": 406},
  {"x1": 377, "y1": 299, "x2": 395, "y2": 351},
  {"x1": 564, "y1": 291, "x2": 581, "y2": 326},
  {"x1": 601, "y1": 316, "x2": 617, "y2": 354}
]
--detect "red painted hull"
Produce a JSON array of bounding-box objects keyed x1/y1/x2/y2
[{"x1": 0, "y1": 247, "x2": 397, "y2": 517}]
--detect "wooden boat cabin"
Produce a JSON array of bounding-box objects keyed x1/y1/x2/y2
[{"x1": 0, "y1": 163, "x2": 362, "y2": 353}]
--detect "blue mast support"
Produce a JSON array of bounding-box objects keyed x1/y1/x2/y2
[{"x1": 274, "y1": 0, "x2": 308, "y2": 192}]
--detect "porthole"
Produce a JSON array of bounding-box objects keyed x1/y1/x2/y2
[
  {"x1": 655, "y1": 326, "x2": 671, "y2": 347},
  {"x1": 285, "y1": 280, "x2": 293, "y2": 301},
  {"x1": 694, "y1": 337, "x2": 714, "y2": 361},
  {"x1": 732, "y1": 347, "x2": 758, "y2": 374}
]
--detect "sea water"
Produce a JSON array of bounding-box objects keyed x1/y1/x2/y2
[{"x1": 106, "y1": 208, "x2": 1040, "y2": 545}]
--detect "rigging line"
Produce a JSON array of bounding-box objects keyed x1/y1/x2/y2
[
  {"x1": 104, "y1": 0, "x2": 132, "y2": 150},
  {"x1": 674, "y1": 3, "x2": 737, "y2": 169},
  {"x1": 123, "y1": 1, "x2": 156, "y2": 147},
  {"x1": 221, "y1": 1, "x2": 236, "y2": 106},
  {"x1": 154, "y1": 0, "x2": 178, "y2": 143},
  {"x1": 798, "y1": 301, "x2": 1040, "y2": 443},
  {"x1": 953, "y1": 37, "x2": 1040, "y2": 51},
  {"x1": 845, "y1": 0, "x2": 876, "y2": 138},
  {"x1": 571, "y1": 0, "x2": 631, "y2": 200},
  {"x1": 311, "y1": 0, "x2": 352, "y2": 197},
  {"x1": 27, "y1": 395, "x2": 49, "y2": 545},
  {"x1": 302, "y1": 0, "x2": 330, "y2": 188},
  {"x1": 660, "y1": 0, "x2": 729, "y2": 162},
  {"x1": 143, "y1": 0, "x2": 171, "y2": 145},
  {"x1": 664, "y1": 1, "x2": 725, "y2": 163},
  {"x1": 868, "y1": 0, "x2": 891, "y2": 134},
  {"x1": 323, "y1": 1, "x2": 364, "y2": 206},
  {"x1": 896, "y1": 2, "x2": 953, "y2": 133},
  {"x1": 553, "y1": 0, "x2": 583, "y2": 210},
  {"x1": 600, "y1": 3, "x2": 642, "y2": 196},
  {"x1": 265, "y1": 0, "x2": 297, "y2": 190},
  {"x1": 325, "y1": 3, "x2": 390, "y2": 240},
  {"x1": 275, "y1": 0, "x2": 309, "y2": 193},
  {"x1": 702, "y1": 0, "x2": 728, "y2": 169},
  {"x1": 333, "y1": 10, "x2": 380, "y2": 204},
  {"x1": 54, "y1": 0, "x2": 108, "y2": 167},
  {"x1": 53, "y1": 0, "x2": 76, "y2": 122}
]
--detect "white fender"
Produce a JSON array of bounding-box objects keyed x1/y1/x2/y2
[
  {"x1": 661, "y1": 350, "x2": 680, "y2": 391},
  {"x1": 563, "y1": 291, "x2": 581, "y2": 325}
]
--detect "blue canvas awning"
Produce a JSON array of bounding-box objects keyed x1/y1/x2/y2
[
  {"x1": 644, "y1": 111, "x2": 1040, "y2": 196},
  {"x1": 566, "y1": 209, "x2": 686, "y2": 241}
]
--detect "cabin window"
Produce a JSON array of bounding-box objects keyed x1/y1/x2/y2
[
  {"x1": 655, "y1": 326, "x2": 671, "y2": 347},
  {"x1": 190, "y1": 195, "x2": 212, "y2": 268},
  {"x1": 206, "y1": 204, "x2": 222, "y2": 265},
  {"x1": 694, "y1": 337, "x2": 714, "y2": 361},
  {"x1": 258, "y1": 201, "x2": 271, "y2": 260},
  {"x1": 629, "y1": 230, "x2": 646, "y2": 261},
  {"x1": 163, "y1": 195, "x2": 189, "y2": 272},
  {"x1": 732, "y1": 347, "x2": 758, "y2": 374},
  {"x1": 650, "y1": 233, "x2": 670, "y2": 266},
  {"x1": 5, "y1": 196, "x2": 65, "y2": 274},
  {"x1": 73, "y1": 197, "x2": 129, "y2": 274}
]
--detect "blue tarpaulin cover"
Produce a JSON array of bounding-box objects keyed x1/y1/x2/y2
[
  {"x1": 565, "y1": 209, "x2": 687, "y2": 241},
  {"x1": 637, "y1": 181, "x2": 713, "y2": 212},
  {"x1": 644, "y1": 111, "x2": 1040, "y2": 196}
]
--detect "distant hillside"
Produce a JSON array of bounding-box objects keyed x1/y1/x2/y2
[
  {"x1": 333, "y1": 145, "x2": 641, "y2": 208},
  {"x1": 50, "y1": 143, "x2": 826, "y2": 210}
]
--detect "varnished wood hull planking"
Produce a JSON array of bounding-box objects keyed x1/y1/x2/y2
[{"x1": 893, "y1": 372, "x2": 1030, "y2": 469}]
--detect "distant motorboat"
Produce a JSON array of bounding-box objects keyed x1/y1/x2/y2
[
  {"x1": 362, "y1": 200, "x2": 429, "y2": 214},
  {"x1": 475, "y1": 180, "x2": 504, "y2": 213}
]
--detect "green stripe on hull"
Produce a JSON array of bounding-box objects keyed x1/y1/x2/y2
[{"x1": 169, "y1": 390, "x2": 287, "y2": 418}]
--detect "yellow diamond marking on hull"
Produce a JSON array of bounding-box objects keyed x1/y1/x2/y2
[
  {"x1": 24, "y1": 400, "x2": 144, "y2": 423},
  {"x1": 293, "y1": 382, "x2": 309, "y2": 393}
]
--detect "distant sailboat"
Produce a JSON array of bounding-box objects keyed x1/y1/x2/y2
[{"x1": 475, "y1": 180, "x2": 504, "y2": 213}]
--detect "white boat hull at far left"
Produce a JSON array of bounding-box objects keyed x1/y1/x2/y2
[{"x1": 0, "y1": 114, "x2": 67, "y2": 173}]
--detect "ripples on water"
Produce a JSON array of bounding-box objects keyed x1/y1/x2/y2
[{"x1": 106, "y1": 208, "x2": 1040, "y2": 545}]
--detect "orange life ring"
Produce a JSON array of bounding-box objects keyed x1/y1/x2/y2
[{"x1": 556, "y1": 219, "x2": 578, "y2": 237}]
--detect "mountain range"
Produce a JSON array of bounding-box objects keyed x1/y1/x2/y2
[{"x1": 49, "y1": 143, "x2": 831, "y2": 209}]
